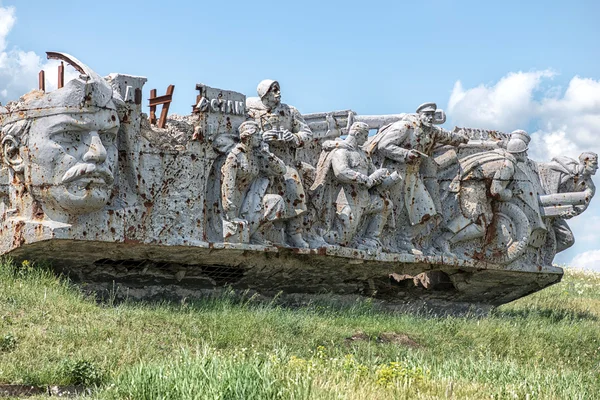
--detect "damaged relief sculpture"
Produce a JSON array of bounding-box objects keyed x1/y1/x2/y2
[{"x1": 0, "y1": 52, "x2": 597, "y2": 311}]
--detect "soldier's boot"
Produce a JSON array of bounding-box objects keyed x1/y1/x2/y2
[
  {"x1": 432, "y1": 232, "x2": 457, "y2": 258},
  {"x1": 250, "y1": 231, "x2": 272, "y2": 246},
  {"x1": 288, "y1": 233, "x2": 309, "y2": 248},
  {"x1": 394, "y1": 239, "x2": 422, "y2": 256},
  {"x1": 285, "y1": 218, "x2": 309, "y2": 249},
  {"x1": 354, "y1": 237, "x2": 383, "y2": 252}
]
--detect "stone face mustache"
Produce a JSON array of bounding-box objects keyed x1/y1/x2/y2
[{"x1": 61, "y1": 163, "x2": 114, "y2": 185}]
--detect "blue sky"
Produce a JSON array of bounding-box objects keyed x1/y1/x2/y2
[{"x1": 1, "y1": 0, "x2": 599, "y2": 269}]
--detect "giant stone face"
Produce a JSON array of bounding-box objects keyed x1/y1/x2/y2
[{"x1": 24, "y1": 109, "x2": 119, "y2": 215}]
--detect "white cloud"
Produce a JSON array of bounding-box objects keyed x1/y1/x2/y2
[
  {"x1": 531, "y1": 77, "x2": 600, "y2": 160},
  {"x1": 446, "y1": 71, "x2": 600, "y2": 162},
  {"x1": 447, "y1": 70, "x2": 555, "y2": 133},
  {"x1": 571, "y1": 250, "x2": 600, "y2": 272},
  {"x1": 0, "y1": 5, "x2": 79, "y2": 104},
  {"x1": 0, "y1": 5, "x2": 16, "y2": 52}
]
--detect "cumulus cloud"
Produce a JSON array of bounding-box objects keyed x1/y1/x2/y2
[
  {"x1": 0, "y1": 5, "x2": 78, "y2": 104},
  {"x1": 447, "y1": 70, "x2": 555, "y2": 133},
  {"x1": 571, "y1": 250, "x2": 600, "y2": 272},
  {"x1": 531, "y1": 77, "x2": 600, "y2": 161},
  {"x1": 0, "y1": 4, "x2": 16, "y2": 52},
  {"x1": 446, "y1": 71, "x2": 600, "y2": 162}
]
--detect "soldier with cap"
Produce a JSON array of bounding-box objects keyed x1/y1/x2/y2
[
  {"x1": 0, "y1": 52, "x2": 121, "y2": 224},
  {"x1": 246, "y1": 79, "x2": 313, "y2": 248},
  {"x1": 364, "y1": 102, "x2": 468, "y2": 254}
]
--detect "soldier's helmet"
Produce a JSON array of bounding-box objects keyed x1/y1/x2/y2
[
  {"x1": 506, "y1": 130, "x2": 530, "y2": 154},
  {"x1": 257, "y1": 79, "x2": 279, "y2": 99}
]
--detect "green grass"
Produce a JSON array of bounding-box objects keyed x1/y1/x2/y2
[{"x1": 1, "y1": 258, "x2": 599, "y2": 399}]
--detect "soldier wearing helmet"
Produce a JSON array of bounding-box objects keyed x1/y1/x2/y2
[
  {"x1": 246, "y1": 79, "x2": 313, "y2": 248},
  {"x1": 442, "y1": 130, "x2": 546, "y2": 250}
]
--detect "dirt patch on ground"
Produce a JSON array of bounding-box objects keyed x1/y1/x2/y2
[
  {"x1": 378, "y1": 332, "x2": 421, "y2": 347},
  {"x1": 345, "y1": 331, "x2": 421, "y2": 348},
  {"x1": 346, "y1": 331, "x2": 371, "y2": 342}
]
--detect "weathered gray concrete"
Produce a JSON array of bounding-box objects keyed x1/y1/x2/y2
[{"x1": 0, "y1": 52, "x2": 596, "y2": 309}]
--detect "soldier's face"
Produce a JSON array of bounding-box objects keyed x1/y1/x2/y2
[
  {"x1": 420, "y1": 111, "x2": 435, "y2": 126},
  {"x1": 351, "y1": 128, "x2": 369, "y2": 144},
  {"x1": 514, "y1": 151, "x2": 527, "y2": 162},
  {"x1": 23, "y1": 109, "x2": 119, "y2": 215},
  {"x1": 241, "y1": 125, "x2": 262, "y2": 148},
  {"x1": 263, "y1": 84, "x2": 281, "y2": 107},
  {"x1": 584, "y1": 157, "x2": 598, "y2": 175},
  {"x1": 250, "y1": 131, "x2": 262, "y2": 148}
]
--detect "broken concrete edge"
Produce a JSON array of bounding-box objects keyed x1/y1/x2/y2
[{"x1": 3, "y1": 237, "x2": 564, "y2": 276}]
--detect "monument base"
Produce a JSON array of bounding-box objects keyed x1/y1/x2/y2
[{"x1": 6, "y1": 239, "x2": 562, "y2": 309}]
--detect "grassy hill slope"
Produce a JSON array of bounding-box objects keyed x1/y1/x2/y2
[{"x1": 1, "y1": 259, "x2": 599, "y2": 399}]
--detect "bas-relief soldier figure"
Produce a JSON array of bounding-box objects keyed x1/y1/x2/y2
[
  {"x1": 246, "y1": 80, "x2": 311, "y2": 248},
  {"x1": 538, "y1": 151, "x2": 598, "y2": 252},
  {"x1": 220, "y1": 121, "x2": 287, "y2": 245},
  {"x1": 0, "y1": 53, "x2": 120, "y2": 225},
  {"x1": 443, "y1": 131, "x2": 544, "y2": 262},
  {"x1": 310, "y1": 122, "x2": 397, "y2": 250},
  {"x1": 364, "y1": 102, "x2": 469, "y2": 254}
]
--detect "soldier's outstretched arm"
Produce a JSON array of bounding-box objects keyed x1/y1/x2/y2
[
  {"x1": 434, "y1": 126, "x2": 469, "y2": 146},
  {"x1": 573, "y1": 180, "x2": 596, "y2": 215}
]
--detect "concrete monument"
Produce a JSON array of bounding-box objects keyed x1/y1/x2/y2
[{"x1": 0, "y1": 52, "x2": 595, "y2": 312}]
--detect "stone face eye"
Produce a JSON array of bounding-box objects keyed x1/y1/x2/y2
[
  {"x1": 100, "y1": 130, "x2": 117, "y2": 145},
  {"x1": 50, "y1": 131, "x2": 79, "y2": 144}
]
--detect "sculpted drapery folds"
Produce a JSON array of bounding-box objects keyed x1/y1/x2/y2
[
  {"x1": 246, "y1": 79, "x2": 312, "y2": 248},
  {"x1": 0, "y1": 52, "x2": 120, "y2": 223}
]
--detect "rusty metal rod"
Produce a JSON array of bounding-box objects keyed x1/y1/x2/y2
[
  {"x1": 57, "y1": 62, "x2": 64, "y2": 89},
  {"x1": 38, "y1": 70, "x2": 45, "y2": 91},
  {"x1": 157, "y1": 85, "x2": 175, "y2": 129}
]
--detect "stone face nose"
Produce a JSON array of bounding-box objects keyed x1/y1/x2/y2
[{"x1": 82, "y1": 131, "x2": 107, "y2": 163}]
